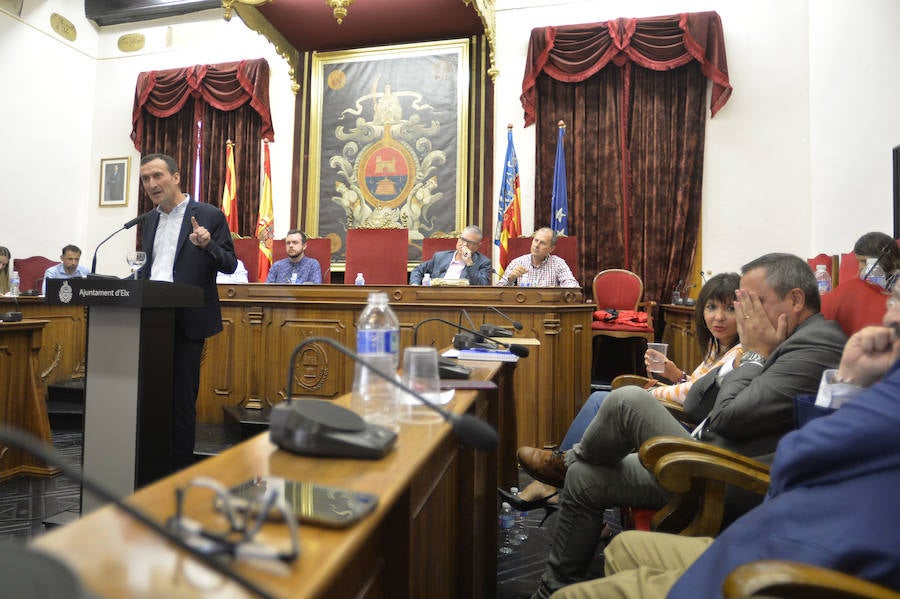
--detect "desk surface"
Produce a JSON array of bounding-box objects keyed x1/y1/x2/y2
[{"x1": 34, "y1": 361, "x2": 503, "y2": 598}]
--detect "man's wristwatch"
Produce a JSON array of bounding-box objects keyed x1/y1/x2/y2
[{"x1": 741, "y1": 350, "x2": 765, "y2": 367}]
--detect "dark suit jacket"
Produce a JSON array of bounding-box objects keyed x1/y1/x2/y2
[
  {"x1": 409, "y1": 250, "x2": 492, "y2": 285},
  {"x1": 685, "y1": 313, "x2": 847, "y2": 458},
  {"x1": 140, "y1": 199, "x2": 237, "y2": 340},
  {"x1": 669, "y1": 361, "x2": 900, "y2": 598}
]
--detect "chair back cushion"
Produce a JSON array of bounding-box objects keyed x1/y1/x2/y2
[
  {"x1": 838, "y1": 251, "x2": 859, "y2": 287},
  {"x1": 271, "y1": 237, "x2": 332, "y2": 284},
  {"x1": 593, "y1": 269, "x2": 644, "y2": 311},
  {"x1": 345, "y1": 228, "x2": 409, "y2": 285},
  {"x1": 233, "y1": 238, "x2": 260, "y2": 283},
  {"x1": 13, "y1": 256, "x2": 60, "y2": 293}
]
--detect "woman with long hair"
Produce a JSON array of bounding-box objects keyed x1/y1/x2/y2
[{"x1": 0, "y1": 247, "x2": 11, "y2": 295}]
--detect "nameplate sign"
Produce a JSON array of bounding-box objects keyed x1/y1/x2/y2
[{"x1": 45, "y1": 279, "x2": 203, "y2": 309}]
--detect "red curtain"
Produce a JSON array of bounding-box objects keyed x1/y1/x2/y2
[{"x1": 523, "y1": 12, "x2": 730, "y2": 302}]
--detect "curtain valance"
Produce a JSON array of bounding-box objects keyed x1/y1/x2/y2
[
  {"x1": 131, "y1": 58, "x2": 274, "y2": 150},
  {"x1": 521, "y1": 12, "x2": 731, "y2": 126}
]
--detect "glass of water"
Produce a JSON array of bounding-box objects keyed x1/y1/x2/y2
[{"x1": 126, "y1": 251, "x2": 147, "y2": 279}]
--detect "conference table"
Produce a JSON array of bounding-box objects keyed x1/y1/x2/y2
[{"x1": 34, "y1": 360, "x2": 506, "y2": 598}]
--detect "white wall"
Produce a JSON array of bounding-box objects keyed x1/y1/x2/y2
[{"x1": 3, "y1": 0, "x2": 900, "y2": 280}]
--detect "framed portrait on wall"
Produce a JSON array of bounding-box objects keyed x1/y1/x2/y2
[
  {"x1": 99, "y1": 157, "x2": 130, "y2": 207},
  {"x1": 304, "y1": 39, "x2": 470, "y2": 265}
]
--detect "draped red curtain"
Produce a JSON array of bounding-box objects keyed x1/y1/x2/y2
[
  {"x1": 524, "y1": 12, "x2": 730, "y2": 302},
  {"x1": 131, "y1": 59, "x2": 273, "y2": 238}
]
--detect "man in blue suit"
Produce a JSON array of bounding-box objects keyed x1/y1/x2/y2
[
  {"x1": 409, "y1": 225, "x2": 492, "y2": 285},
  {"x1": 138, "y1": 153, "x2": 237, "y2": 470},
  {"x1": 548, "y1": 287, "x2": 900, "y2": 598}
]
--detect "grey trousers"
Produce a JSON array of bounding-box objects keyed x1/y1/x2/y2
[
  {"x1": 532, "y1": 387, "x2": 693, "y2": 599},
  {"x1": 550, "y1": 531, "x2": 714, "y2": 599}
]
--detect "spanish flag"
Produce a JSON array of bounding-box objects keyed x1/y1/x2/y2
[
  {"x1": 496, "y1": 126, "x2": 521, "y2": 272},
  {"x1": 255, "y1": 139, "x2": 275, "y2": 281},
  {"x1": 221, "y1": 140, "x2": 239, "y2": 235}
]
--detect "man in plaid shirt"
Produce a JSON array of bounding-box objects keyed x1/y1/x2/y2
[{"x1": 498, "y1": 227, "x2": 578, "y2": 287}]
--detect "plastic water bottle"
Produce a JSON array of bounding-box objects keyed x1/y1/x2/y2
[
  {"x1": 422, "y1": 273, "x2": 432, "y2": 286},
  {"x1": 519, "y1": 272, "x2": 530, "y2": 287},
  {"x1": 356, "y1": 292, "x2": 400, "y2": 367},
  {"x1": 9, "y1": 271, "x2": 20, "y2": 297},
  {"x1": 353, "y1": 292, "x2": 401, "y2": 430},
  {"x1": 510, "y1": 487, "x2": 528, "y2": 542},
  {"x1": 354, "y1": 272, "x2": 365, "y2": 285},
  {"x1": 815, "y1": 264, "x2": 831, "y2": 295},
  {"x1": 865, "y1": 258, "x2": 887, "y2": 289},
  {"x1": 498, "y1": 502, "x2": 517, "y2": 554}
]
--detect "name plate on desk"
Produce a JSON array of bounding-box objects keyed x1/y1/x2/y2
[{"x1": 45, "y1": 279, "x2": 203, "y2": 308}]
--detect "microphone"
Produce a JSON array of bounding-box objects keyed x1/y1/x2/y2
[
  {"x1": 413, "y1": 317, "x2": 530, "y2": 358},
  {"x1": 0, "y1": 426, "x2": 277, "y2": 599},
  {"x1": 276, "y1": 337, "x2": 498, "y2": 451},
  {"x1": 480, "y1": 305, "x2": 523, "y2": 338},
  {"x1": 91, "y1": 212, "x2": 151, "y2": 274}
]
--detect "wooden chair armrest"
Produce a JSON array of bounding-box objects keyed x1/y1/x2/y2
[
  {"x1": 724, "y1": 560, "x2": 900, "y2": 599},
  {"x1": 611, "y1": 374, "x2": 658, "y2": 390},
  {"x1": 639, "y1": 436, "x2": 769, "y2": 475},
  {"x1": 652, "y1": 451, "x2": 771, "y2": 497}
]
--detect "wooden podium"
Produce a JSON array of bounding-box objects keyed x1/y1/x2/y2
[{"x1": 46, "y1": 278, "x2": 202, "y2": 511}]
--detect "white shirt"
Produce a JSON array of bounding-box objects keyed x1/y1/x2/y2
[
  {"x1": 217, "y1": 259, "x2": 248, "y2": 284},
  {"x1": 443, "y1": 254, "x2": 466, "y2": 280},
  {"x1": 150, "y1": 196, "x2": 189, "y2": 282}
]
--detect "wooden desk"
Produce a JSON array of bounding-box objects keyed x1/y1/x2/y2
[
  {"x1": 0, "y1": 319, "x2": 58, "y2": 479},
  {"x1": 34, "y1": 362, "x2": 503, "y2": 598},
  {"x1": 659, "y1": 304, "x2": 702, "y2": 373},
  {"x1": 207, "y1": 284, "x2": 593, "y2": 449}
]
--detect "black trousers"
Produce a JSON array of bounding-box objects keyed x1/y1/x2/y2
[{"x1": 172, "y1": 329, "x2": 204, "y2": 470}]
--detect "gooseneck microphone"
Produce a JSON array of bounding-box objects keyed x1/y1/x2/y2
[
  {"x1": 91, "y1": 211, "x2": 151, "y2": 274},
  {"x1": 278, "y1": 337, "x2": 499, "y2": 452},
  {"x1": 0, "y1": 426, "x2": 276, "y2": 599},
  {"x1": 413, "y1": 317, "x2": 530, "y2": 358},
  {"x1": 480, "y1": 305, "x2": 523, "y2": 337}
]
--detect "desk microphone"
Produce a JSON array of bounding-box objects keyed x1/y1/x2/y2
[
  {"x1": 413, "y1": 317, "x2": 529, "y2": 358},
  {"x1": 272, "y1": 337, "x2": 499, "y2": 454},
  {"x1": 91, "y1": 211, "x2": 151, "y2": 274},
  {"x1": 0, "y1": 426, "x2": 276, "y2": 599},
  {"x1": 480, "y1": 305, "x2": 523, "y2": 338}
]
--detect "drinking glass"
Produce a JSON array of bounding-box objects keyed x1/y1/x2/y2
[
  {"x1": 646, "y1": 343, "x2": 668, "y2": 373},
  {"x1": 126, "y1": 251, "x2": 147, "y2": 279},
  {"x1": 398, "y1": 347, "x2": 443, "y2": 425}
]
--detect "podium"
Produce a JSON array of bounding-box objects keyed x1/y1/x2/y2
[{"x1": 46, "y1": 278, "x2": 202, "y2": 511}]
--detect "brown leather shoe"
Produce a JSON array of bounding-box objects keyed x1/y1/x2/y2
[{"x1": 517, "y1": 446, "x2": 567, "y2": 487}]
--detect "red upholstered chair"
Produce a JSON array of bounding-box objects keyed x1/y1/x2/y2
[
  {"x1": 345, "y1": 228, "x2": 409, "y2": 285},
  {"x1": 422, "y1": 235, "x2": 492, "y2": 261},
  {"x1": 807, "y1": 253, "x2": 838, "y2": 289},
  {"x1": 839, "y1": 251, "x2": 860, "y2": 287},
  {"x1": 591, "y1": 269, "x2": 656, "y2": 343},
  {"x1": 507, "y1": 234, "x2": 578, "y2": 278},
  {"x1": 272, "y1": 237, "x2": 332, "y2": 284},
  {"x1": 232, "y1": 238, "x2": 260, "y2": 283},
  {"x1": 13, "y1": 256, "x2": 59, "y2": 293}
]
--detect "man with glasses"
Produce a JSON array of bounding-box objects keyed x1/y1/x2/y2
[{"x1": 409, "y1": 225, "x2": 492, "y2": 285}]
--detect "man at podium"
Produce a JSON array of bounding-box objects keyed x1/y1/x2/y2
[{"x1": 138, "y1": 153, "x2": 237, "y2": 469}]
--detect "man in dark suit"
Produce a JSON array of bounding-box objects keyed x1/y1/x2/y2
[
  {"x1": 138, "y1": 153, "x2": 237, "y2": 469},
  {"x1": 409, "y1": 225, "x2": 492, "y2": 285}
]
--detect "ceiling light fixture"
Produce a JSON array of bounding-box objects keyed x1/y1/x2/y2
[{"x1": 325, "y1": 0, "x2": 355, "y2": 25}]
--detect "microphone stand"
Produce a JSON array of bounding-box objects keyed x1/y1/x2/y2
[
  {"x1": 413, "y1": 317, "x2": 530, "y2": 358},
  {"x1": 0, "y1": 426, "x2": 276, "y2": 599},
  {"x1": 284, "y1": 337, "x2": 498, "y2": 451}
]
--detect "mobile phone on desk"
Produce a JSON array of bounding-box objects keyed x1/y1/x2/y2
[{"x1": 221, "y1": 477, "x2": 379, "y2": 528}]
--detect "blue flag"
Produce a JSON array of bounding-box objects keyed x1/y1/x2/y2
[{"x1": 550, "y1": 124, "x2": 568, "y2": 236}]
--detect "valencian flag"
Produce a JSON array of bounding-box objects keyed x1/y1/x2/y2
[
  {"x1": 221, "y1": 140, "x2": 239, "y2": 235},
  {"x1": 550, "y1": 121, "x2": 568, "y2": 236},
  {"x1": 496, "y1": 125, "x2": 521, "y2": 273},
  {"x1": 255, "y1": 139, "x2": 275, "y2": 282}
]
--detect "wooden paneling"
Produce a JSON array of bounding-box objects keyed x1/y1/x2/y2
[
  {"x1": 206, "y1": 284, "x2": 593, "y2": 448},
  {"x1": 660, "y1": 304, "x2": 702, "y2": 373}
]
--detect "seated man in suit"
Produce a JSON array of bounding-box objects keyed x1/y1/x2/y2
[
  {"x1": 409, "y1": 225, "x2": 492, "y2": 285},
  {"x1": 265, "y1": 229, "x2": 322, "y2": 284},
  {"x1": 498, "y1": 227, "x2": 578, "y2": 287},
  {"x1": 550, "y1": 290, "x2": 900, "y2": 598},
  {"x1": 42, "y1": 244, "x2": 89, "y2": 294},
  {"x1": 526, "y1": 253, "x2": 847, "y2": 599}
]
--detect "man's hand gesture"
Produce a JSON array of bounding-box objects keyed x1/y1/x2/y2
[{"x1": 189, "y1": 216, "x2": 211, "y2": 249}]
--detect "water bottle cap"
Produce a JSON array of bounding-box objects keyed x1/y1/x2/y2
[
  {"x1": 510, "y1": 487, "x2": 519, "y2": 493},
  {"x1": 816, "y1": 264, "x2": 827, "y2": 271},
  {"x1": 501, "y1": 502, "x2": 511, "y2": 509}
]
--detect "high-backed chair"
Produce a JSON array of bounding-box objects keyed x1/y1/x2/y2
[
  {"x1": 591, "y1": 270, "x2": 656, "y2": 343},
  {"x1": 13, "y1": 256, "x2": 59, "y2": 293},
  {"x1": 232, "y1": 238, "x2": 260, "y2": 282},
  {"x1": 807, "y1": 253, "x2": 839, "y2": 288},
  {"x1": 507, "y1": 234, "x2": 578, "y2": 278},
  {"x1": 345, "y1": 228, "x2": 409, "y2": 285},
  {"x1": 724, "y1": 561, "x2": 900, "y2": 599},
  {"x1": 271, "y1": 237, "x2": 332, "y2": 284},
  {"x1": 839, "y1": 251, "x2": 859, "y2": 287}
]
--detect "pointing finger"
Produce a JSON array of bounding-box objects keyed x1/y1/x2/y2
[{"x1": 191, "y1": 216, "x2": 200, "y2": 230}]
